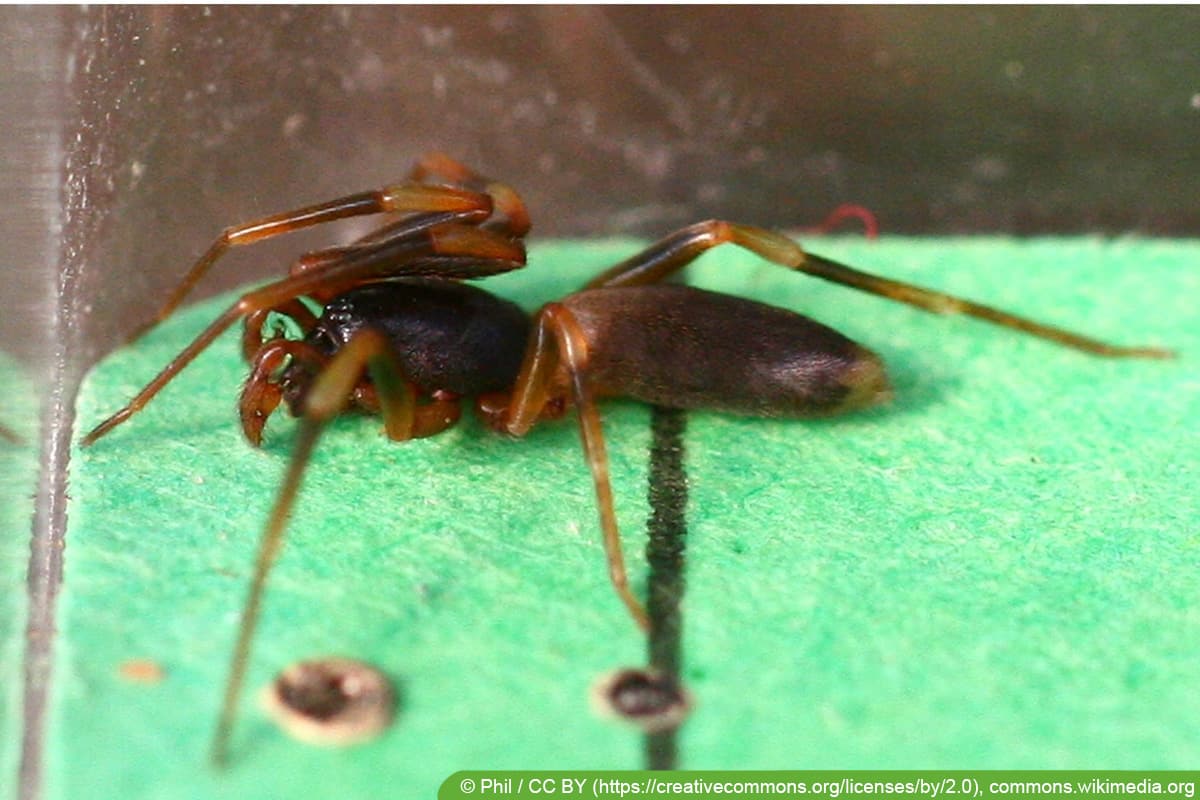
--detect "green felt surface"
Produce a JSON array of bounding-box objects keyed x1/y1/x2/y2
[
  {"x1": 61, "y1": 238, "x2": 1196, "y2": 798},
  {"x1": 1, "y1": 355, "x2": 37, "y2": 800}
]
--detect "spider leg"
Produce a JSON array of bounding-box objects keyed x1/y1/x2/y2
[
  {"x1": 238, "y1": 339, "x2": 329, "y2": 445},
  {"x1": 136, "y1": 182, "x2": 500, "y2": 341},
  {"x1": 500, "y1": 303, "x2": 650, "y2": 632},
  {"x1": 82, "y1": 227, "x2": 524, "y2": 446},
  {"x1": 241, "y1": 208, "x2": 525, "y2": 362},
  {"x1": 410, "y1": 152, "x2": 531, "y2": 238},
  {"x1": 212, "y1": 328, "x2": 458, "y2": 766},
  {"x1": 240, "y1": 299, "x2": 320, "y2": 362},
  {"x1": 585, "y1": 220, "x2": 1173, "y2": 359},
  {"x1": 262, "y1": 206, "x2": 527, "y2": 308}
]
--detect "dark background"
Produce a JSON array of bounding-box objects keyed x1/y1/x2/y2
[{"x1": 4, "y1": 6, "x2": 1199, "y2": 369}]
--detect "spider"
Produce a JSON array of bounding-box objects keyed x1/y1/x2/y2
[{"x1": 81, "y1": 153, "x2": 1172, "y2": 764}]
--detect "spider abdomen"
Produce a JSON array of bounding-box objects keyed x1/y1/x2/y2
[{"x1": 562, "y1": 284, "x2": 892, "y2": 416}]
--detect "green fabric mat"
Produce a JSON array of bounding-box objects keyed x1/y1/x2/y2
[
  {"x1": 1, "y1": 355, "x2": 37, "y2": 800},
  {"x1": 60, "y1": 238, "x2": 1196, "y2": 798}
]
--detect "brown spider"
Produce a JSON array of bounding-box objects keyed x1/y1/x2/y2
[{"x1": 82, "y1": 153, "x2": 1171, "y2": 764}]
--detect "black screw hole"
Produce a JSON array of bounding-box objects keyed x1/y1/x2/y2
[
  {"x1": 593, "y1": 668, "x2": 691, "y2": 734},
  {"x1": 262, "y1": 657, "x2": 396, "y2": 746}
]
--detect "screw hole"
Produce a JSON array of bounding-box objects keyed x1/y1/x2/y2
[
  {"x1": 592, "y1": 668, "x2": 691, "y2": 734},
  {"x1": 262, "y1": 657, "x2": 396, "y2": 746}
]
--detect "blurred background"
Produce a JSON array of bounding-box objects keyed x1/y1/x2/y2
[
  {"x1": 5, "y1": 6, "x2": 1199, "y2": 367},
  {"x1": 2, "y1": 6, "x2": 1198, "y2": 798}
]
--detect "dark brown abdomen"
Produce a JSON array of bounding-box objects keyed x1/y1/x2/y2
[{"x1": 562, "y1": 285, "x2": 890, "y2": 417}]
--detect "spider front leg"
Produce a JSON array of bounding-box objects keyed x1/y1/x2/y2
[
  {"x1": 240, "y1": 299, "x2": 320, "y2": 363},
  {"x1": 82, "y1": 226, "x2": 524, "y2": 446},
  {"x1": 134, "y1": 181, "x2": 501, "y2": 342},
  {"x1": 213, "y1": 328, "x2": 459, "y2": 766},
  {"x1": 487, "y1": 303, "x2": 651, "y2": 633},
  {"x1": 585, "y1": 220, "x2": 1173, "y2": 358},
  {"x1": 409, "y1": 152, "x2": 531, "y2": 238},
  {"x1": 238, "y1": 339, "x2": 329, "y2": 446},
  {"x1": 240, "y1": 330, "x2": 465, "y2": 447}
]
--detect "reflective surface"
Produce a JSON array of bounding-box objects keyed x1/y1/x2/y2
[
  {"x1": 0, "y1": 10, "x2": 62, "y2": 800},
  {"x1": 54, "y1": 6, "x2": 1200, "y2": 362}
]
